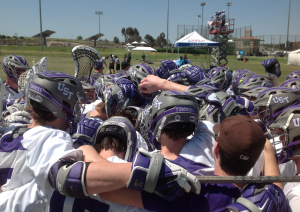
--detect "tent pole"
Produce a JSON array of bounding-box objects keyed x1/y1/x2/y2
[{"x1": 178, "y1": 47, "x2": 179, "y2": 58}]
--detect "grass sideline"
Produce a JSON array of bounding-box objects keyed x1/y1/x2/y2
[{"x1": 0, "y1": 46, "x2": 299, "y2": 83}]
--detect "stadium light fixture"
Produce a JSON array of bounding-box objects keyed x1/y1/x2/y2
[
  {"x1": 39, "y1": 0, "x2": 43, "y2": 52},
  {"x1": 226, "y1": 2, "x2": 232, "y2": 19},
  {"x1": 166, "y1": 0, "x2": 170, "y2": 53},
  {"x1": 95, "y1": 11, "x2": 103, "y2": 47},
  {"x1": 201, "y1": 2, "x2": 206, "y2": 35},
  {"x1": 198, "y1": 15, "x2": 201, "y2": 34}
]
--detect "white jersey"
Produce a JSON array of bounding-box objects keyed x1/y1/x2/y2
[
  {"x1": 0, "y1": 126, "x2": 82, "y2": 212},
  {"x1": 226, "y1": 87, "x2": 234, "y2": 95},
  {"x1": 54, "y1": 139, "x2": 150, "y2": 212},
  {"x1": 179, "y1": 121, "x2": 216, "y2": 176},
  {"x1": 284, "y1": 178, "x2": 300, "y2": 212},
  {"x1": 82, "y1": 99, "x2": 103, "y2": 114}
]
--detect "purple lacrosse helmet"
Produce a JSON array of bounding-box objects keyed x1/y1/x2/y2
[
  {"x1": 232, "y1": 69, "x2": 256, "y2": 95},
  {"x1": 280, "y1": 78, "x2": 300, "y2": 90},
  {"x1": 269, "y1": 105, "x2": 300, "y2": 164},
  {"x1": 237, "y1": 75, "x2": 273, "y2": 94},
  {"x1": 2, "y1": 55, "x2": 30, "y2": 84},
  {"x1": 28, "y1": 71, "x2": 88, "y2": 132},
  {"x1": 148, "y1": 91, "x2": 199, "y2": 147},
  {"x1": 128, "y1": 64, "x2": 158, "y2": 104},
  {"x1": 102, "y1": 84, "x2": 134, "y2": 118},
  {"x1": 253, "y1": 87, "x2": 300, "y2": 124},
  {"x1": 285, "y1": 69, "x2": 300, "y2": 81},
  {"x1": 227, "y1": 183, "x2": 286, "y2": 212},
  {"x1": 209, "y1": 67, "x2": 232, "y2": 91},
  {"x1": 94, "y1": 59, "x2": 104, "y2": 70}
]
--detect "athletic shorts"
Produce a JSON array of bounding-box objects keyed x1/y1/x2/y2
[
  {"x1": 109, "y1": 63, "x2": 114, "y2": 69},
  {"x1": 221, "y1": 21, "x2": 225, "y2": 27},
  {"x1": 116, "y1": 64, "x2": 120, "y2": 70}
]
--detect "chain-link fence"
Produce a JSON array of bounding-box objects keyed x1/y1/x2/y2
[
  {"x1": 253, "y1": 35, "x2": 300, "y2": 52},
  {"x1": 177, "y1": 24, "x2": 300, "y2": 57}
]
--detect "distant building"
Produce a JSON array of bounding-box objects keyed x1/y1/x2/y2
[{"x1": 236, "y1": 30, "x2": 260, "y2": 55}]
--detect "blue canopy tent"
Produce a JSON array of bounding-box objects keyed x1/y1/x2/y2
[{"x1": 173, "y1": 31, "x2": 219, "y2": 67}]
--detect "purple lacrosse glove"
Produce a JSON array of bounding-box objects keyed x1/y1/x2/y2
[
  {"x1": 127, "y1": 148, "x2": 200, "y2": 201},
  {"x1": 72, "y1": 118, "x2": 102, "y2": 146},
  {"x1": 227, "y1": 184, "x2": 286, "y2": 212},
  {"x1": 184, "y1": 66, "x2": 208, "y2": 85},
  {"x1": 156, "y1": 60, "x2": 177, "y2": 79},
  {"x1": 235, "y1": 96, "x2": 254, "y2": 113},
  {"x1": 112, "y1": 76, "x2": 135, "y2": 98},
  {"x1": 262, "y1": 58, "x2": 281, "y2": 78}
]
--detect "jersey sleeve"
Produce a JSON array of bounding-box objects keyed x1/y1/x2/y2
[
  {"x1": 23, "y1": 127, "x2": 83, "y2": 188},
  {"x1": 180, "y1": 121, "x2": 216, "y2": 176}
]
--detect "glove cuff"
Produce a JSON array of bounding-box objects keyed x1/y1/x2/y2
[
  {"x1": 72, "y1": 133, "x2": 92, "y2": 144},
  {"x1": 127, "y1": 149, "x2": 164, "y2": 192}
]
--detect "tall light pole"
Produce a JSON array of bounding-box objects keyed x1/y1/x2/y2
[
  {"x1": 166, "y1": 0, "x2": 169, "y2": 53},
  {"x1": 15, "y1": 33, "x2": 17, "y2": 46},
  {"x1": 226, "y1": 2, "x2": 232, "y2": 19},
  {"x1": 39, "y1": 0, "x2": 43, "y2": 51},
  {"x1": 201, "y1": 2, "x2": 206, "y2": 35},
  {"x1": 198, "y1": 15, "x2": 201, "y2": 34},
  {"x1": 286, "y1": 0, "x2": 291, "y2": 59},
  {"x1": 95, "y1": 11, "x2": 103, "y2": 47}
]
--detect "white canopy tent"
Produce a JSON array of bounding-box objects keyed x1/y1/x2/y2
[
  {"x1": 126, "y1": 43, "x2": 131, "y2": 46},
  {"x1": 288, "y1": 49, "x2": 300, "y2": 66},
  {"x1": 131, "y1": 46, "x2": 157, "y2": 52},
  {"x1": 173, "y1": 31, "x2": 219, "y2": 66},
  {"x1": 131, "y1": 41, "x2": 139, "y2": 45}
]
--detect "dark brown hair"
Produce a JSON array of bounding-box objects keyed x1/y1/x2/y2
[
  {"x1": 113, "y1": 109, "x2": 136, "y2": 126},
  {"x1": 30, "y1": 100, "x2": 57, "y2": 125},
  {"x1": 94, "y1": 137, "x2": 126, "y2": 153},
  {"x1": 219, "y1": 146, "x2": 254, "y2": 176},
  {"x1": 161, "y1": 123, "x2": 194, "y2": 141}
]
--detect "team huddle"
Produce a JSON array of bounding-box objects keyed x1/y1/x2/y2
[{"x1": 0, "y1": 47, "x2": 300, "y2": 212}]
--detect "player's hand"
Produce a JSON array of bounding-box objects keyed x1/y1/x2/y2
[
  {"x1": 127, "y1": 148, "x2": 201, "y2": 201},
  {"x1": 235, "y1": 96, "x2": 254, "y2": 113},
  {"x1": 4, "y1": 111, "x2": 32, "y2": 124},
  {"x1": 139, "y1": 75, "x2": 165, "y2": 94},
  {"x1": 156, "y1": 60, "x2": 177, "y2": 79},
  {"x1": 72, "y1": 118, "x2": 102, "y2": 147},
  {"x1": 262, "y1": 58, "x2": 281, "y2": 78}
]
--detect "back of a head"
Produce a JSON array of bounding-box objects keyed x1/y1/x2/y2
[
  {"x1": 94, "y1": 116, "x2": 137, "y2": 162},
  {"x1": 148, "y1": 91, "x2": 200, "y2": 146},
  {"x1": 214, "y1": 115, "x2": 266, "y2": 175}
]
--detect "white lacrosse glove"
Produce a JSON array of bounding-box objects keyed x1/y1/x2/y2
[{"x1": 4, "y1": 111, "x2": 32, "y2": 124}]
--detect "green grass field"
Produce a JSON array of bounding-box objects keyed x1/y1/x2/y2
[{"x1": 0, "y1": 46, "x2": 299, "y2": 84}]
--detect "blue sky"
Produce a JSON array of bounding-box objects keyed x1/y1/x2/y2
[{"x1": 1, "y1": 0, "x2": 299, "y2": 43}]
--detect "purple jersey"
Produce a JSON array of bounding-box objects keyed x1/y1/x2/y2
[{"x1": 142, "y1": 183, "x2": 240, "y2": 212}]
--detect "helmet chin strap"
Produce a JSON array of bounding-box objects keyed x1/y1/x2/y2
[{"x1": 155, "y1": 116, "x2": 167, "y2": 141}]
